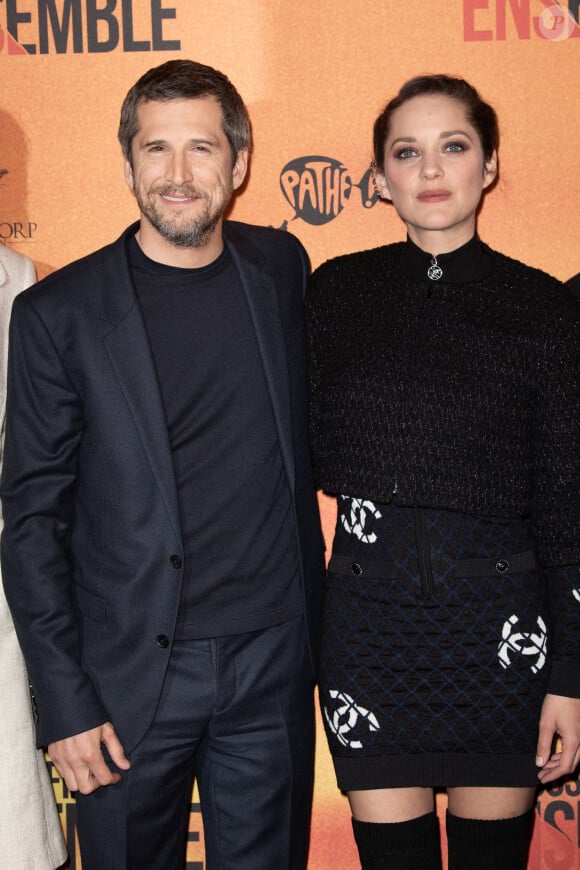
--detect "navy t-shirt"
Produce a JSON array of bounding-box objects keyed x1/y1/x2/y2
[{"x1": 128, "y1": 233, "x2": 302, "y2": 638}]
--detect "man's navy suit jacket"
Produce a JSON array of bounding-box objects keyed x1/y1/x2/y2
[{"x1": 1, "y1": 220, "x2": 325, "y2": 750}]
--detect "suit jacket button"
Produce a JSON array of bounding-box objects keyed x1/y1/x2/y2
[
  {"x1": 351, "y1": 562, "x2": 363, "y2": 576},
  {"x1": 495, "y1": 558, "x2": 510, "y2": 574},
  {"x1": 169, "y1": 554, "x2": 182, "y2": 569},
  {"x1": 156, "y1": 635, "x2": 169, "y2": 648}
]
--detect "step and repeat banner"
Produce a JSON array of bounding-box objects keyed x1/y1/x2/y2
[{"x1": 2, "y1": 1, "x2": 579, "y2": 868}]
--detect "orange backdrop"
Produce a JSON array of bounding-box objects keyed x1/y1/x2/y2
[{"x1": 2, "y1": 1, "x2": 579, "y2": 868}]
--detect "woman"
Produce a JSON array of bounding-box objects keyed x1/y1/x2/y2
[
  {"x1": 0, "y1": 244, "x2": 67, "y2": 868},
  {"x1": 306, "y1": 75, "x2": 580, "y2": 870}
]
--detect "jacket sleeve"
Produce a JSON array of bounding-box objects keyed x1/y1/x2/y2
[
  {"x1": 1, "y1": 294, "x2": 108, "y2": 745},
  {"x1": 530, "y1": 301, "x2": 580, "y2": 698}
]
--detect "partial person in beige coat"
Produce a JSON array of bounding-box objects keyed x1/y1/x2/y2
[{"x1": 0, "y1": 243, "x2": 67, "y2": 869}]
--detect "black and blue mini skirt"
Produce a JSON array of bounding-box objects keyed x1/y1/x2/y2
[{"x1": 319, "y1": 496, "x2": 550, "y2": 790}]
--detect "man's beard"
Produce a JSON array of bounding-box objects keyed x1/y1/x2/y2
[{"x1": 135, "y1": 183, "x2": 231, "y2": 248}]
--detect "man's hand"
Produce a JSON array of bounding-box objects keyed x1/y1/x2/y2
[{"x1": 48, "y1": 721, "x2": 131, "y2": 794}]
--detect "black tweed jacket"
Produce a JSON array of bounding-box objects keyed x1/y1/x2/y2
[{"x1": 306, "y1": 238, "x2": 579, "y2": 570}]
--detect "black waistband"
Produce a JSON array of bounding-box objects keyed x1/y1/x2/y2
[{"x1": 328, "y1": 550, "x2": 537, "y2": 580}]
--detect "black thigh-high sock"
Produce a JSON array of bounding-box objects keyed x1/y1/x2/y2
[
  {"x1": 446, "y1": 807, "x2": 535, "y2": 870},
  {"x1": 351, "y1": 812, "x2": 442, "y2": 870}
]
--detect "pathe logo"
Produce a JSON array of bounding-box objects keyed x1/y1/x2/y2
[
  {"x1": 280, "y1": 156, "x2": 352, "y2": 226},
  {"x1": 0, "y1": 0, "x2": 181, "y2": 55},
  {"x1": 280, "y1": 156, "x2": 378, "y2": 227}
]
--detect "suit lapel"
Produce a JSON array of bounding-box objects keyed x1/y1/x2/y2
[
  {"x1": 99, "y1": 227, "x2": 182, "y2": 542},
  {"x1": 225, "y1": 230, "x2": 295, "y2": 493}
]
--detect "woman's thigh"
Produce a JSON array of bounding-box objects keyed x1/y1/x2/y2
[
  {"x1": 447, "y1": 786, "x2": 536, "y2": 818},
  {"x1": 349, "y1": 787, "x2": 435, "y2": 822}
]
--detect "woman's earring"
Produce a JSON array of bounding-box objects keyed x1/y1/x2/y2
[{"x1": 370, "y1": 161, "x2": 385, "y2": 200}]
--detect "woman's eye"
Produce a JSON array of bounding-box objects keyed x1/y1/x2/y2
[
  {"x1": 445, "y1": 142, "x2": 466, "y2": 153},
  {"x1": 395, "y1": 147, "x2": 417, "y2": 159}
]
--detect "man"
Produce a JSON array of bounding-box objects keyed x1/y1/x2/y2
[{"x1": 1, "y1": 59, "x2": 324, "y2": 870}]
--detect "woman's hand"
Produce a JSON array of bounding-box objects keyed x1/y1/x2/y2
[{"x1": 536, "y1": 693, "x2": 580, "y2": 785}]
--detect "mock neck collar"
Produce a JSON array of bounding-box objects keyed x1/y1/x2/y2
[
  {"x1": 399, "y1": 235, "x2": 496, "y2": 284},
  {"x1": 126, "y1": 230, "x2": 229, "y2": 276}
]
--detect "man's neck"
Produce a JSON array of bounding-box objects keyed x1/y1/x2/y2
[{"x1": 135, "y1": 220, "x2": 225, "y2": 269}]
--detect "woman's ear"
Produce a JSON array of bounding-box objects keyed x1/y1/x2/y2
[
  {"x1": 372, "y1": 163, "x2": 392, "y2": 201},
  {"x1": 482, "y1": 150, "x2": 498, "y2": 190}
]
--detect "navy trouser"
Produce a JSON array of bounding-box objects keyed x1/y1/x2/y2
[{"x1": 75, "y1": 616, "x2": 315, "y2": 869}]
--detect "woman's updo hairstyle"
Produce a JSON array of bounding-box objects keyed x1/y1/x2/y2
[{"x1": 372, "y1": 75, "x2": 499, "y2": 168}]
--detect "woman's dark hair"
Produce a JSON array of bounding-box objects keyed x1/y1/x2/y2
[
  {"x1": 118, "y1": 59, "x2": 251, "y2": 167},
  {"x1": 373, "y1": 75, "x2": 498, "y2": 167}
]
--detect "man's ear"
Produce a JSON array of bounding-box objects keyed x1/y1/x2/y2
[
  {"x1": 123, "y1": 158, "x2": 135, "y2": 193},
  {"x1": 232, "y1": 148, "x2": 249, "y2": 191}
]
